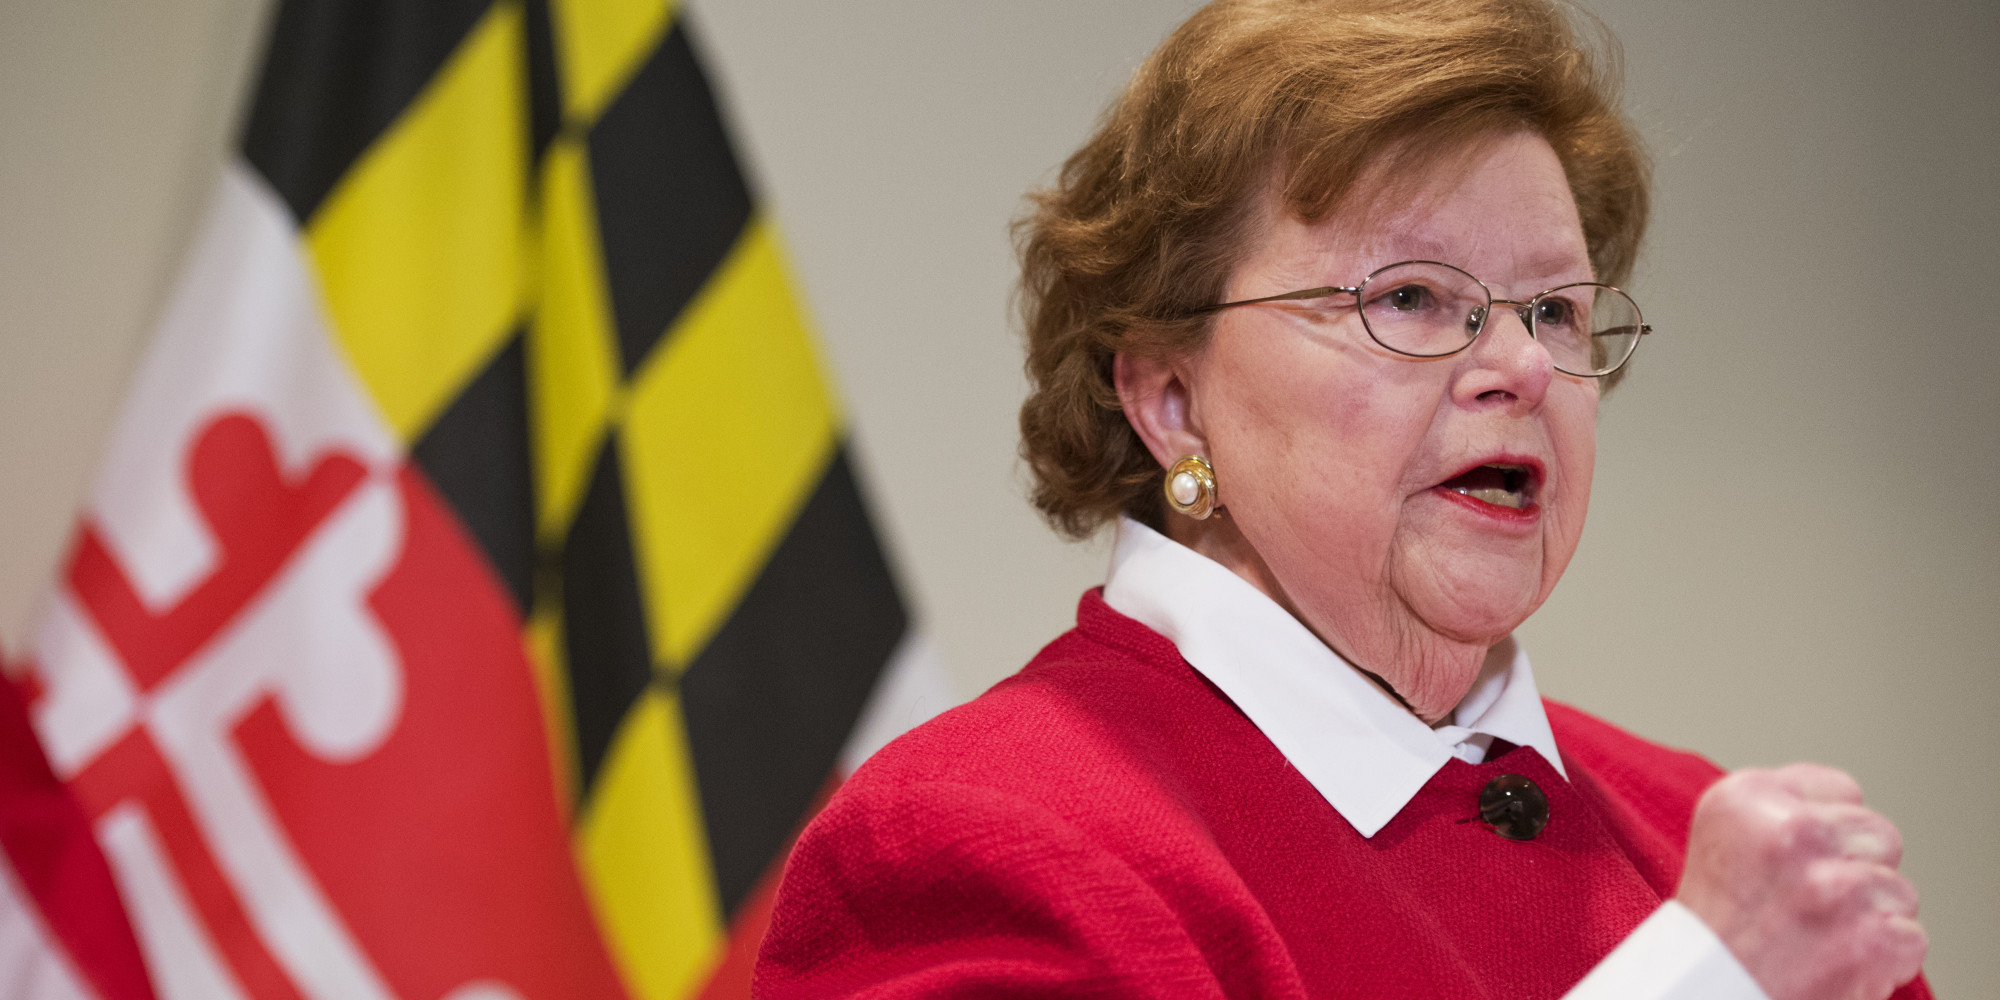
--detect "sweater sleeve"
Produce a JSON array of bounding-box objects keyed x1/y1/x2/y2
[{"x1": 752, "y1": 777, "x2": 1285, "y2": 1000}]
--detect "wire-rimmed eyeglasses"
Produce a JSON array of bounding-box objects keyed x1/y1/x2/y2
[{"x1": 1187, "y1": 259, "x2": 1652, "y2": 378}]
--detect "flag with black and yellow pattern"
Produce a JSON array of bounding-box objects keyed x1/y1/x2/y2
[{"x1": 15, "y1": 2, "x2": 934, "y2": 999}]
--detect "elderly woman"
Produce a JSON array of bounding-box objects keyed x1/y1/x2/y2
[{"x1": 754, "y1": 1, "x2": 1929, "y2": 997}]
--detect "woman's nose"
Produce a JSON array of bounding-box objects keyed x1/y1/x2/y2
[
  {"x1": 1457, "y1": 300, "x2": 1553, "y2": 407},
  {"x1": 1484, "y1": 300, "x2": 1537, "y2": 333},
  {"x1": 1467, "y1": 301, "x2": 1535, "y2": 340}
]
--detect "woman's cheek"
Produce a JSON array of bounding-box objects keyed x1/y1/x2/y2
[{"x1": 1540, "y1": 393, "x2": 1598, "y2": 597}]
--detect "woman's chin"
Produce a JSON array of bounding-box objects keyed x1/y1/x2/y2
[{"x1": 1397, "y1": 565, "x2": 1544, "y2": 648}]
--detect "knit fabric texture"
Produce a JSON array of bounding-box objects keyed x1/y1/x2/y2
[{"x1": 755, "y1": 591, "x2": 1933, "y2": 1000}]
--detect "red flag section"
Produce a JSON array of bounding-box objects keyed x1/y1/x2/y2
[{"x1": 32, "y1": 408, "x2": 625, "y2": 1000}]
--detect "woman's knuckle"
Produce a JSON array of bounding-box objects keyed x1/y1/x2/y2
[
  {"x1": 1873, "y1": 817, "x2": 1906, "y2": 863},
  {"x1": 1774, "y1": 808, "x2": 1820, "y2": 855},
  {"x1": 1801, "y1": 860, "x2": 1855, "y2": 914},
  {"x1": 1856, "y1": 915, "x2": 1927, "y2": 988},
  {"x1": 1876, "y1": 870, "x2": 1920, "y2": 916},
  {"x1": 1898, "y1": 921, "x2": 1931, "y2": 971}
]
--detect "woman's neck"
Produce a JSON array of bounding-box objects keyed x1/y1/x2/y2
[{"x1": 1163, "y1": 510, "x2": 1489, "y2": 725}]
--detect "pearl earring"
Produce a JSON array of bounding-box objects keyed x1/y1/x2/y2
[{"x1": 1163, "y1": 455, "x2": 1219, "y2": 520}]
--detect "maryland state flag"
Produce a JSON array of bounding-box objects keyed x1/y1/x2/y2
[{"x1": 13, "y1": 1, "x2": 939, "y2": 998}]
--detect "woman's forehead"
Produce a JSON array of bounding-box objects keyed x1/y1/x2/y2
[
  {"x1": 1261, "y1": 135, "x2": 1592, "y2": 283},
  {"x1": 1350, "y1": 230, "x2": 1592, "y2": 283}
]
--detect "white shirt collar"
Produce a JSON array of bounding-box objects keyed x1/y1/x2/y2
[{"x1": 1100, "y1": 516, "x2": 1565, "y2": 838}]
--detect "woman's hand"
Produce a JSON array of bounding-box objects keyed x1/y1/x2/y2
[{"x1": 1676, "y1": 764, "x2": 1926, "y2": 1000}]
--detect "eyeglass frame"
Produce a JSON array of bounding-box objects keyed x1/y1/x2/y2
[{"x1": 1183, "y1": 259, "x2": 1653, "y2": 378}]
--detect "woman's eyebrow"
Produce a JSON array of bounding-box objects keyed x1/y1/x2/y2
[
  {"x1": 1364, "y1": 234, "x2": 1452, "y2": 263},
  {"x1": 1345, "y1": 240, "x2": 1589, "y2": 288}
]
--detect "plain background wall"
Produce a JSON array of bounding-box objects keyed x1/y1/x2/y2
[{"x1": 2, "y1": 0, "x2": 1993, "y2": 992}]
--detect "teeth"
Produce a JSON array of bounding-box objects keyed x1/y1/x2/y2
[
  {"x1": 1459, "y1": 486, "x2": 1525, "y2": 509},
  {"x1": 1441, "y1": 463, "x2": 1533, "y2": 509}
]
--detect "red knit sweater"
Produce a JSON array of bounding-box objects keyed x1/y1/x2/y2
[{"x1": 755, "y1": 591, "x2": 1932, "y2": 999}]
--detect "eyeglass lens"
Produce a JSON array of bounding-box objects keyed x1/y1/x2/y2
[{"x1": 1356, "y1": 262, "x2": 1641, "y2": 377}]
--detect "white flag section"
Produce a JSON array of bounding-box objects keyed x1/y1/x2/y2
[
  {"x1": 66, "y1": 166, "x2": 402, "y2": 620},
  {"x1": 29, "y1": 163, "x2": 403, "y2": 1000},
  {"x1": 21, "y1": 160, "x2": 630, "y2": 1000}
]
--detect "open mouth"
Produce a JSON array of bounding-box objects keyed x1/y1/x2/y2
[{"x1": 1437, "y1": 463, "x2": 1536, "y2": 510}]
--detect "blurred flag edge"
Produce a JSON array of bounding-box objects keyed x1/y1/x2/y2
[{"x1": 0, "y1": 659, "x2": 155, "y2": 1000}]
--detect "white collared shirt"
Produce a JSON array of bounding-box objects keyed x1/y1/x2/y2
[{"x1": 1101, "y1": 517, "x2": 1766, "y2": 1000}]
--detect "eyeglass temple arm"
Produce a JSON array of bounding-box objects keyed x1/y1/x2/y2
[
  {"x1": 1591, "y1": 324, "x2": 1654, "y2": 338},
  {"x1": 1187, "y1": 285, "x2": 1359, "y2": 316}
]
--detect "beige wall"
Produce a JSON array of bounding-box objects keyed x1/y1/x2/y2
[{"x1": 2, "y1": 0, "x2": 1993, "y2": 992}]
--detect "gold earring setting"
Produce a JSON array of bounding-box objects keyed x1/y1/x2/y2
[{"x1": 1164, "y1": 455, "x2": 1219, "y2": 519}]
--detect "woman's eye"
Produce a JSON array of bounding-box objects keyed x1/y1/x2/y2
[
  {"x1": 1534, "y1": 299, "x2": 1573, "y2": 326},
  {"x1": 1383, "y1": 285, "x2": 1430, "y2": 311}
]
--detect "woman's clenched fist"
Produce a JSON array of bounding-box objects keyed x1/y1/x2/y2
[{"x1": 1677, "y1": 764, "x2": 1926, "y2": 1000}]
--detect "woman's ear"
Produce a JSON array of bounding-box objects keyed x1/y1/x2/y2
[{"x1": 1114, "y1": 350, "x2": 1207, "y2": 469}]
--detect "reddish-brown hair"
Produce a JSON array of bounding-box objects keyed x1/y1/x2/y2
[{"x1": 1016, "y1": 0, "x2": 1650, "y2": 538}]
